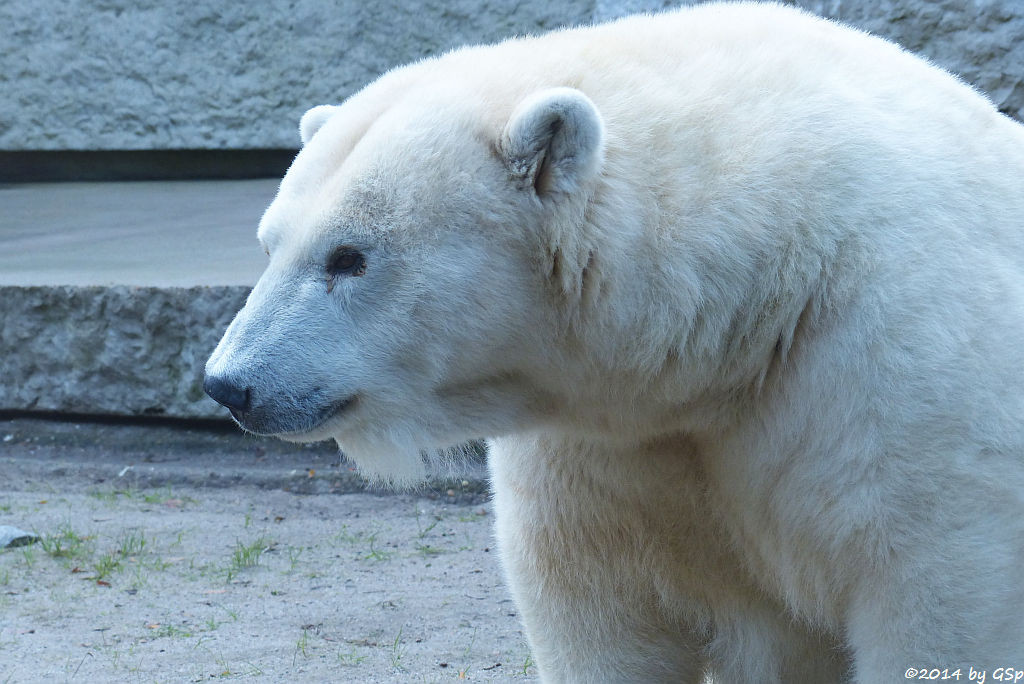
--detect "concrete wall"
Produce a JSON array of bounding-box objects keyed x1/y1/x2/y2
[
  {"x1": 1, "y1": 0, "x2": 591, "y2": 151},
  {"x1": 3, "y1": 0, "x2": 1021, "y2": 151},
  {"x1": 1, "y1": 286, "x2": 247, "y2": 419}
]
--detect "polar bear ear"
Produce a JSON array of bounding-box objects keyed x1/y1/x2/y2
[
  {"x1": 299, "y1": 104, "x2": 342, "y2": 146},
  {"x1": 500, "y1": 87, "x2": 604, "y2": 197}
]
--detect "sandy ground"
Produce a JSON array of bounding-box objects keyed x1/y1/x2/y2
[{"x1": 0, "y1": 417, "x2": 537, "y2": 683}]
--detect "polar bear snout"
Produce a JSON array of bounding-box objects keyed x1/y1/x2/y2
[
  {"x1": 203, "y1": 363, "x2": 356, "y2": 439},
  {"x1": 202, "y1": 373, "x2": 252, "y2": 415}
]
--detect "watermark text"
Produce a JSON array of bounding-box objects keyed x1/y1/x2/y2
[{"x1": 905, "y1": 668, "x2": 1024, "y2": 683}]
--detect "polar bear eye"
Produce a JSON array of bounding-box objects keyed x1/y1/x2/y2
[{"x1": 326, "y1": 247, "x2": 366, "y2": 278}]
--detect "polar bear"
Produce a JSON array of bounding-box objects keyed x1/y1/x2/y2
[{"x1": 204, "y1": 2, "x2": 1024, "y2": 681}]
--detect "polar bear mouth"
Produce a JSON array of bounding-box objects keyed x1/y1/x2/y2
[
  {"x1": 281, "y1": 395, "x2": 357, "y2": 438},
  {"x1": 235, "y1": 395, "x2": 357, "y2": 440}
]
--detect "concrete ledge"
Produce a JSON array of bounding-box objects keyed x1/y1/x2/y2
[
  {"x1": 0, "y1": 180, "x2": 271, "y2": 420},
  {"x1": 1, "y1": 285, "x2": 246, "y2": 419},
  {"x1": 0, "y1": 180, "x2": 275, "y2": 287}
]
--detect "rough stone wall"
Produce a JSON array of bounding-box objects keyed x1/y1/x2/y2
[
  {"x1": 3, "y1": 0, "x2": 1021, "y2": 151},
  {"x1": 0, "y1": 0, "x2": 590, "y2": 151},
  {"x1": 0, "y1": 286, "x2": 247, "y2": 419}
]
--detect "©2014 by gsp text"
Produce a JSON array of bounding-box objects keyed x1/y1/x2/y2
[{"x1": 906, "y1": 667, "x2": 1024, "y2": 683}]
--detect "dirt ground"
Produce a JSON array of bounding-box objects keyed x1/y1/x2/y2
[{"x1": 0, "y1": 417, "x2": 537, "y2": 683}]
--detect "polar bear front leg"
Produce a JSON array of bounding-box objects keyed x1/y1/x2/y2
[
  {"x1": 489, "y1": 435, "x2": 708, "y2": 683},
  {"x1": 492, "y1": 497, "x2": 707, "y2": 683}
]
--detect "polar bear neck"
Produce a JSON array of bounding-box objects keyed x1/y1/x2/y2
[{"x1": 526, "y1": 143, "x2": 864, "y2": 438}]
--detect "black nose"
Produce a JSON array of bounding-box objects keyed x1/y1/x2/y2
[{"x1": 203, "y1": 374, "x2": 251, "y2": 413}]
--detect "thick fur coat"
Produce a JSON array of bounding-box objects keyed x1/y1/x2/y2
[{"x1": 206, "y1": 3, "x2": 1024, "y2": 681}]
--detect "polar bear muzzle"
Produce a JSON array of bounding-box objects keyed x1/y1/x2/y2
[{"x1": 202, "y1": 371, "x2": 356, "y2": 438}]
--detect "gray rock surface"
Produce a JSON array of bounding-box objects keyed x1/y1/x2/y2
[
  {"x1": 0, "y1": 0, "x2": 590, "y2": 151},
  {"x1": 3, "y1": 0, "x2": 1020, "y2": 151},
  {"x1": 0, "y1": 285, "x2": 245, "y2": 419}
]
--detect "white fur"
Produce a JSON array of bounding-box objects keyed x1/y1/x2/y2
[
  {"x1": 298, "y1": 103, "x2": 341, "y2": 145},
  {"x1": 500, "y1": 87, "x2": 605, "y2": 196},
  {"x1": 206, "y1": 3, "x2": 1024, "y2": 681}
]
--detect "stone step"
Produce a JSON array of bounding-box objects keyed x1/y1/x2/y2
[{"x1": 1, "y1": 180, "x2": 276, "y2": 419}]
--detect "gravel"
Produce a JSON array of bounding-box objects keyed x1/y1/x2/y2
[{"x1": 0, "y1": 417, "x2": 530, "y2": 683}]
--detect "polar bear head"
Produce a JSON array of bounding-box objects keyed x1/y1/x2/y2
[{"x1": 204, "y1": 81, "x2": 605, "y2": 483}]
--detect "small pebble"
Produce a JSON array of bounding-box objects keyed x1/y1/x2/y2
[{"x1": 0, "y1": 526, "x2": 39, "y2": 548}]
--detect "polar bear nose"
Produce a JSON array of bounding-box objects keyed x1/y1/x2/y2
[{"x1": 203, "y1": 374, "x2": 251, "y2": 413}]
